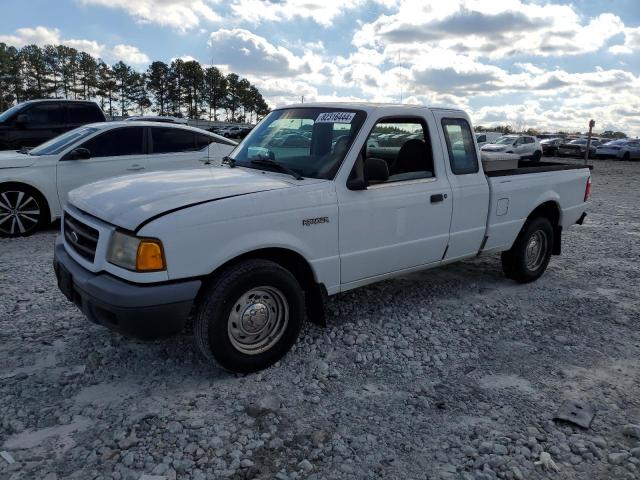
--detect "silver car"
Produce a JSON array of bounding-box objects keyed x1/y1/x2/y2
[{"x1": 596, "y1": 139, "x2": 640, "y2": 160}]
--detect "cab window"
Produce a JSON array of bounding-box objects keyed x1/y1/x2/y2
[{"x1": 442, "y1": 118, "x2": 479, "y2": 175}]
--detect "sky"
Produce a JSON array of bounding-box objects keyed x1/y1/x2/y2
[{"x1": 1, "y1": 0, "x2": 639, "y2": 135}]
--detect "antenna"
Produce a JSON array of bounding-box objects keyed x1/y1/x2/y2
[{"x1": 398, "y1": 52, "x2": 402, "y2": 103}]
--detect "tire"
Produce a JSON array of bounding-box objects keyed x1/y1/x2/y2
[
  {"x1": 532, "y1": 150, "x2": 542, "y2": 162},
  {"x1": 623, "y1": 152, "x2": 630, "y2": 161},
  {"x1": 501, "y1": 216, "x2": 554, "y2": 284},
  {"x1": 0, "y1": 185, "x2": 48, "y2": 238},
  {"x1": 194, "y1": 259, "x2": 304, "y2": 373}
]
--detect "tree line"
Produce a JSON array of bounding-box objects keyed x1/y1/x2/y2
[{"x1": 0, "y1": 42, "x2": 270, "y2": 123}]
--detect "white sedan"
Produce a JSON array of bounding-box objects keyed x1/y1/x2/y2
[{"x1": 0, "y1": 121, "x2": 236, "y2": 237}]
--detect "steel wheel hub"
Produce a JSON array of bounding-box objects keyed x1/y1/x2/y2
[
  {"x1": 525, "y1": 230, "x2": 547, "y2": 271},
  {"x1": 227, "y1": 286, "x2": 289, "y2": 355},
  {"x1": 0, "y1": 191, "x2": 41, "y2": 235}
]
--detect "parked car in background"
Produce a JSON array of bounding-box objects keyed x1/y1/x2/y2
[
  {"x1": 0, "y1": 122, "x2": 236, "y2": 237},
  {"x1": 475, "y1": 131, "x2": 503, "y2": 147},
  {"x1": 125, "y1": 115, "x2": 188, "y2": 124},
  {"x1": 557, "y1": 138, "x2": 602, "y2": 158},
  {"x1": 0, "y1": 100, "x2": 106, "y2": 151},
  {"x1": 596, "y1": 139, "x2": 640, "y2": 160},
  {"x1": 480, "y1": 135, "x2": 542, "y2": 161},
  {"x1": 540, "y1": 138, "x2": 563, "y2": 156}
]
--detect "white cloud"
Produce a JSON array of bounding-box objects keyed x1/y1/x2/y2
[
  {"x1": 208, "y1": 28, "x2": 311, "y2": 76},
  {"x1": 0, "y1": 26, "x2": 150, "y2": 68},
  {"x1": 77, "y1": 0, "x2": 221, "y2": 31},
  {"x1": 609, "y1": 26, "x2": 640, "y2": 54},
  {"x1": 228, "y1": 0, "x2": 365, "y2": 27},
  {"x1": 112, "y1": 44, "x2": 150, "y2": 66},
  {"x1": 0, "y1": 26, "x2": 61, "y2": 46},
  {"x1": 354, "y1": 1, "x2": 625, "y2": 59}
]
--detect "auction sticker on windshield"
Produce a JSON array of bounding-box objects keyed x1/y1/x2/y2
[{"x1": 316, "y1": 112, "x2": 356, "y2": 123}]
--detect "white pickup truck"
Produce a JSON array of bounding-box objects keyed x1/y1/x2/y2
[{"x1": 53, "y1": 103, "x2": 591, "y2": 373}]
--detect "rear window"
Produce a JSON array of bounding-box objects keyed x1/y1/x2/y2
[{"x1": 66, "y1": 104, "x2": 104, "y2": 123}]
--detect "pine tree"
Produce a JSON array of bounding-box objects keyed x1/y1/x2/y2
[
  {"x1": 203, "y1": 66, "x2": 226, "y2": 121},
  {"x1": 146, "y1": 61, "x2": 170, "y2": 115},
  {"x1": 112, "y1": 61, "x2": 133, "y2": 117},
  {"x1": 96, "y1": 61, "x2": 116, "y2": 116}
]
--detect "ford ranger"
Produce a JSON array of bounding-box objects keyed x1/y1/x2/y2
[{"x1": 53, "y1": 103, "x2": 591, "y2": 373}]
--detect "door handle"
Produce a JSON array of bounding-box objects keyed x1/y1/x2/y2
[
  {"x1": 127, "y1": 164, "x2": 145, "y2": 171},
  {"x1": 430, "y1": 193, "x2": 445, "y2": 203}
]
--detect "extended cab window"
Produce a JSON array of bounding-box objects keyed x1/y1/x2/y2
[
  {"x1": 362, "y1": 119, "x2": 434, "y2": 183},
  {"x1": 79, "y1": 127, "x2": 144, "y2": 158},
  {"x1": 442, "y1": 118, "x2": 479, "y2": 175},
  {"x1": 151, "y1": 127, "x2": 201, "y2": 153}
]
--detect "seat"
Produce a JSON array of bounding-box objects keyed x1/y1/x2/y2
[{"x1": 392, "y1": 139, "x2": 429, "y2": 175}]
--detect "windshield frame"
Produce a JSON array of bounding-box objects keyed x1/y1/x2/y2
[
  {"x1": 29, "y1": 126, "x2": 100, "y2": 156},
  {"x1": 228, "y1": 106, "x2": 367, "y2": 180}
]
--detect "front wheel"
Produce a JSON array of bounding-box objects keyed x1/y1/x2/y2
[
  {"x1": 501, "y1": 216, "x2": 554, "y2": 283},
  {"x1": 0, "y1": 186, "x2": 47, "y2": 238},
  {"x1": 193, "y1": 259, "x2": 304, "y2": 373}
]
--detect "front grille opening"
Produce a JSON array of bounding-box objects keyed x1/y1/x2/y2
[{"x1": 64, "y1": 214, "x2": 99, "y2": 262}]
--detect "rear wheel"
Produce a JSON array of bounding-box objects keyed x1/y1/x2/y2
[
  {"x1": 501, "y1": 216, "x2": 554, "y2": 283},
  {"x1": 194, "y1": 259, "x2": 304, "y2": 373},
  {"x1": 532, "y1": 150, "x2": 542, "y2": 162},
  {"x1": 0, "y1": 185, "x2": 47, "y2": 238}
]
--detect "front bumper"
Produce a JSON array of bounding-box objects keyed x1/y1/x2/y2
[{"x1": 53, "y1": 237, "x2": 201, "y2": 339}]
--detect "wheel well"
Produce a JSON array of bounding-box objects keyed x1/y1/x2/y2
[
  {"x1": 0, "y1": 181, "x2": 52, "y2": 223},
  {"x1": 196, "y1": 248, "x2": 328, "y2": 325},
  {"x1": 528, "y1": 201, "x2": 562, "y2": 255}
]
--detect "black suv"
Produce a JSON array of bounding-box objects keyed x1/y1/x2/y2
[{"x1": 0, "y1": 99, "x2": 106, "y2": 150}]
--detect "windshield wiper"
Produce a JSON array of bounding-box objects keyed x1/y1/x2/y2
[
  {"x1": 18, "y1": 146, "x2": 31, "y2": 155},
  {"x1": 250, "y1": 158, "x2": 303, "y2": 180},
  {"x1": 222, "y1": 156, "x2": 236, "y2": 168}
]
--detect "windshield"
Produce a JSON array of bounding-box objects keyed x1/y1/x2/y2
[
  {"x1": 569, "y1": 139, "x2": 587, "y2": 144},
  {"x1": 0, "y1": 103, "x2": 26, "y2": 123},
  {"x1": 29, "y1": 126, "x2": 99, "y2": 156},
  {"x1": 495, "y1": 136, "x2": 516, "y2": 145},
  {"x1": 229, "y1": 107, "x2": 366, "y2": 179}
]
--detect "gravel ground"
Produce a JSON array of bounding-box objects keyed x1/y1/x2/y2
[{"x1": 1, "y1": 158, "x2": 639, "y2": 480}]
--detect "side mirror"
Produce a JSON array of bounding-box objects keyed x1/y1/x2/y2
[
  {"x1": 364, "y1": 157, "x2": 389, "y2": 183},
  {"x1": 66, "y1": 147, "x2": 91, "y2": 160}
]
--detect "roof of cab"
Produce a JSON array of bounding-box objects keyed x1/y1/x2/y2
[{"x1": 279, "y1": 102, "x2": 465, "y2": 115}]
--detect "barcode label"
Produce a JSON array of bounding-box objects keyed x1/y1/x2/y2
[{"x1": 315, "y1": 112, "x2": 356, "y2": 124}]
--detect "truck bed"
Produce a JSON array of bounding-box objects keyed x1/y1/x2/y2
[
  {"x1": 482, "y1": 161, "x2": 591, "y2": 253},
  {"x1": 485, "y1": 160, "x2": 593, "y2": 177}
]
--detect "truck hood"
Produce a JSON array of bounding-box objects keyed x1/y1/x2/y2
[
  {"x1": 68, "y1": 167, "x2": 295, "y2": 231},
  {"x1": 0, "y1": 151, "x2": 37, "y2": 169}
]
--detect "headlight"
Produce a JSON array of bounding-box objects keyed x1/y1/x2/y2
[{"x1": 107, "y1": 231, "x2": 166, "y2": 272}]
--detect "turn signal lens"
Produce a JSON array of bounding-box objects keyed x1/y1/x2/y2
[{"x1": 136, "y1": 240, "x2": 166, "y2": 271}]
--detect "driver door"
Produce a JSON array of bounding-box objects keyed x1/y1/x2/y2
[{"x1": 56, "y1": 126, "x2": 148, "y2": 203}]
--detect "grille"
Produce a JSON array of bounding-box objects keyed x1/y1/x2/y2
[{"x1": 64, "y1": 214, "x2": 99, "y2": 262}]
